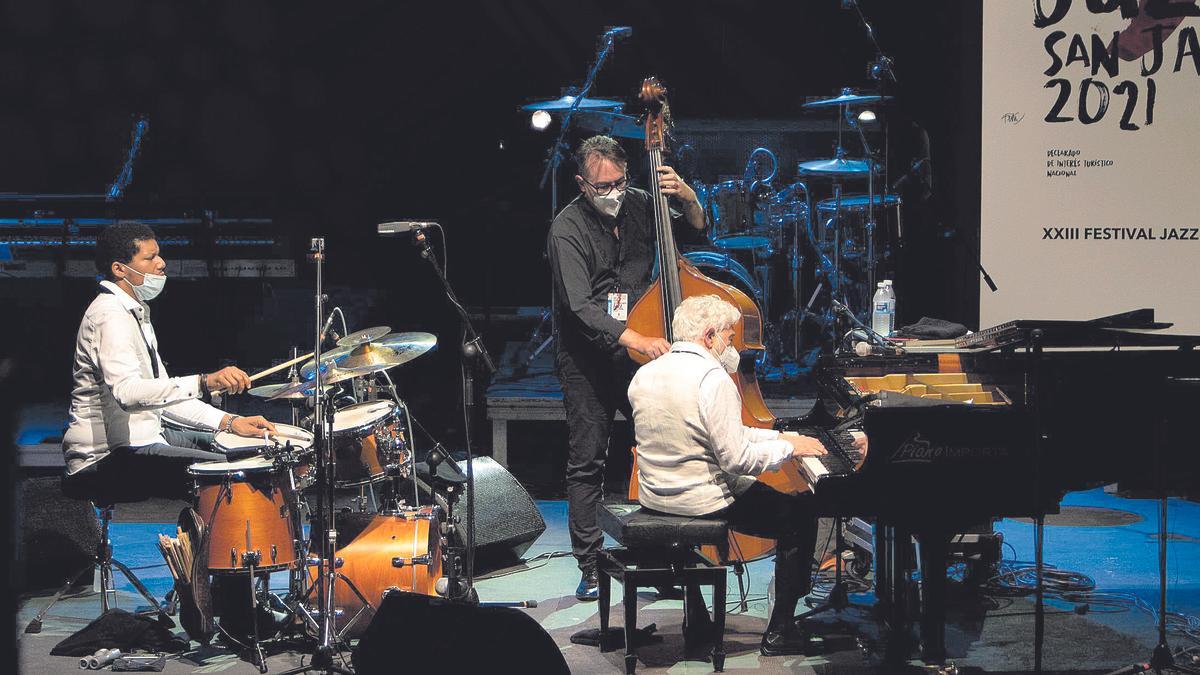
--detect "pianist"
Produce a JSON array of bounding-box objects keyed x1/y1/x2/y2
[{"x1": 627, "y1": 294, "x2": 834, "y2": 656}]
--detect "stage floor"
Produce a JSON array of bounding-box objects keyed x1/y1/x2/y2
[{"x1": 16, "y1": 489, "x2": 1200, "y2": 674}]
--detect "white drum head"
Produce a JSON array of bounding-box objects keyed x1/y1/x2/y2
[
  {"x1": 189, "y1": 455, "x2": 276, "y2": 475},
  {"x1": 213, "y1": 423, "x2": 314, "y2": 453},
  {"x1": 331, "y1": 400, "x2": 397, "y2": 433}
]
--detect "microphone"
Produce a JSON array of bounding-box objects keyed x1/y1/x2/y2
[
  {"x1": 319, "y1": 309, "x2": 339, "y2": 343},
  {"x1": 604, "y1": 26, "x2": 633, "y2": 39},
  {"x1": 378, "y1": 221, "x2": 437, "y2": 235},
  {"x1": 890, "y1": 158, "x2": 929, "y2": 192}
]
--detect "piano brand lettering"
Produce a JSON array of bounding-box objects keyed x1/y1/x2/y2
[{"x1": 889, "y1": 432, "x2": 1009, "y2": 464}]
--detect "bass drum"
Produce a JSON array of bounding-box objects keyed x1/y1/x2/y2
[
  {"x1": 682, "y1": 250, "x2": 764, "y2": 308},
  {"x1": 682, "y1": 250, "x2": 770, "y2": 367}
]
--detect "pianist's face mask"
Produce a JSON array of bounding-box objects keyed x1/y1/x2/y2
[{"x1": 714, "y1": 332, "x2": 740, "y2": 375}]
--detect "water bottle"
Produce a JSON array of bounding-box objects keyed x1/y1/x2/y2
[
  {"x1": 883, "y1": 279, "x2": 896, "y2": 336},
  {"x1": 871, "y1": 282, "x2": 891, "y2": 337}
]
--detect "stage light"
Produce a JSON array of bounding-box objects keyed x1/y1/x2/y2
[
  {"x1": 857, "y1": 109, "x2": 877, "y2": 123},
  {"x1": 530, "y1": 110, "x2": 552, "y2": 131}
]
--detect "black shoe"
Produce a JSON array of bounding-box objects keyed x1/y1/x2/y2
[
  {"x1": 575, "y1": 567, "x2": 599, "y2": 601},
  {"x1": 760, "y1": 625, "x2": 811, "y2": 657}
]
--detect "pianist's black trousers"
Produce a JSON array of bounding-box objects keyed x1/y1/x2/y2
[
  {"x1": 555, "y1": 348, "x2": 637, "y2": 570},
  {"x1": 702, "y1": 482, "x2": 819, "y2": 632}
]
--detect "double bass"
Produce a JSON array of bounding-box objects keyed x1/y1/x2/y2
[{"x1": 625, "y1": 77, "x2": 809, "y2": 564}]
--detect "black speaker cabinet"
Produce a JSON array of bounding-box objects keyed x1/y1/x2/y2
[
  {"x1": 17, "y1": 476, "x2": 101, "y2": 591},
  {"x1": 451, "y1": 457, "x2": 546, "y2": 570}
]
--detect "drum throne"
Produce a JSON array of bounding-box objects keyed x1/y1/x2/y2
[{"x1": 24, "y1": 471, "x2": 172, "y2": 633}]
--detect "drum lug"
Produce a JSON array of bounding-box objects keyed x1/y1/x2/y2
[
  {"x1": 307, "y1": 556, "x2": 344, "y2": 569},
  {"x1": 391, "y1": 555, "x2": 431, "y2": 568},
  {"x1": 241, "y1": 550, "x2": 262, "y2": 567},
  {"x1": 270, "y1": 544, "x2": 278, "y2": 564}
]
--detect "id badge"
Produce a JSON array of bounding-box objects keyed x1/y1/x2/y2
[{"x1": 607, "y1": 292, "x2": 629, "y2": 321}]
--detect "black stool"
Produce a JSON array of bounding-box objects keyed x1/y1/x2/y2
[
  {"x1": 24, "y1": 473, "x2": 170, "y2": 633},
  {"x1": 596, "y1": 502, "x2": 729, "y2": 674}
]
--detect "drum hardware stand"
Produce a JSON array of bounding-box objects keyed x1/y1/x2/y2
[{"x1": 277, "y1": 237, "x2": 353, "y2": 675}]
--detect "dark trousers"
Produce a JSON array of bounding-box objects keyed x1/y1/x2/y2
[
  {"x1": 555, "y1": 348, "x2": 636, "y2": 569},
  {"x1": 705, "y1": 482, "x2": 819, "y2": 631},
  {"x1": 67, "y1": 427, "x2": 224, "y2": 501}
]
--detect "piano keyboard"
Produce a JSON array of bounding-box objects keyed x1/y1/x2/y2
[{"x1": 797, "y1": 428, "x2": 861, "y2": 486}]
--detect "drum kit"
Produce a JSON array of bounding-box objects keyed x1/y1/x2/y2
[{"x1": 173, "y1": 324, "x2": 462, "y2": 668}]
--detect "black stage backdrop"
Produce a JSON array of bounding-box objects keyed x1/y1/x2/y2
[{"x1": 0, "y1": 0, "x2": 981, "y2": 449}]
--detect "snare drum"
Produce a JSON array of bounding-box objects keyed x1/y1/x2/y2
[
  {"x1": 189, "y1": 457, "x2": 298, "y2": 573},
  {"x1": 330, "y1": 400, "x2": 410, "y2": 487},
  {"x1": 213, "y1": 423, "x2": 316, "y2": 490}
]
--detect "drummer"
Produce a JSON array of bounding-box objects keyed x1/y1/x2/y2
[{"x1": 62, "y1": 223, "x2": 281, "y2": 500}]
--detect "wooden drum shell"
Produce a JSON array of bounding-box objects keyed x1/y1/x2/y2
[{"x1": 194, "y1": 474, "x2": 298, "y2": 573}]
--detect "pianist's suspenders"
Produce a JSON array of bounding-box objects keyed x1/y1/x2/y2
[{"x1": 98, "y1": 285, "x2": 161, "y2": 379}]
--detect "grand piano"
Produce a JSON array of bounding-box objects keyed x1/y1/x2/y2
[{"x1": 776, "y1": 310, "x2": 1200, "y2": 663}]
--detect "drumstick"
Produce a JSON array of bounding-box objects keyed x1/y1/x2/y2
[{"x1": 211, "y1": 351, "x2": 316, "y2": 394}]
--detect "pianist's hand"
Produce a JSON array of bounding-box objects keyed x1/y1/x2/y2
[
  {"x1": 850, "y1": 430, "x2": 868, "y2": 455},
  {"x1": 783, "y1": 433, "x2": 827, "y2": 458}
]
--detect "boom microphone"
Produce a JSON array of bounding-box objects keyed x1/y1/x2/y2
[{"x1": 378, "y1": 221, "x2": 437, "y2": 235}]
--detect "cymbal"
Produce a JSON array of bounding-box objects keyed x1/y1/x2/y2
[
  {"x1": 797, "y1": 157, "x2": 874, "y2": 176},
  {"x1": 301, "y1": 331, "x2": 437, "y2": 379},
  {"x1": 337, "y1": 326, "x2": 391, "y2": 348},
  {"x1": 575, "y1": 111, "x2": 645, "y2": 140},
  {"x1": 804, "y1": 90, "x2": 892, "y2": 108},
  {"x1": 265, "y1": 369, "x2": 358, "y2": 401},
  {"x1": 249, "y1": 382, "x2": 334, "y2": 400},
  {"x1": 335, "y1": 332, "x2": 437, "y2": 373},
  {"x1": 521, "y1": 95, "x2": 623, "y2": 112}
]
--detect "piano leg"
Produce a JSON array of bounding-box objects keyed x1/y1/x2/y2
[
  {"x1": 873, "y1": 523, "x2": 890, "y2": 609},
  {"x1": 916, "y1": 530, "x2": 950, "y2": 665},
  {"x1": 880, "y1": 523, "x2": 916, "y2": 665}
]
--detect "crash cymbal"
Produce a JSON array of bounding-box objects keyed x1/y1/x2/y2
[
  {"x1": 521, "y1": 95, "x2": 623, "y2": 112},
  {"x1": 266, "y1": 369, "x2": 358, "y2": 401},
  {"x1": 248, "y1": 382, "x2": 334, "y2": 400},
  {"x1": 337, "y1": 326, "x2": 391, "y2": 348},
  {"x1": 331, "y1": 332, "x2": 437, "y2": 373},
  {"x1": 575, "y1": 111, "x2": 645, "y2": 140},
  {"x1": 796, "y1": 157, "x2": 874, "y2": 176},
  {"x1": 804, "y1": 89, "x2": 892, "y2": 108}
]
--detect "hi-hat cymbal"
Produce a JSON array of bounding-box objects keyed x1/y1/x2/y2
[
  {"x1": 797, "y1": 157, "x2": 874, "y2": 176},
  {"x1": 804, "y1": 90, "x2": 892, "y2": 108},
  {"x1": 337, "y1": 326, "x2": 391, "y2": 348},
  {"x1": 249, "y1": 382, "x2": 334, "y2": 400},
  {"x1": 521, "y1": 95, "x2": 623, "y2": 112}
]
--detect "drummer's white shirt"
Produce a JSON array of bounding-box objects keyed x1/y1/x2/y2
[{"x1": 62, "y1": 280, "x2": 227, "y2": 474}]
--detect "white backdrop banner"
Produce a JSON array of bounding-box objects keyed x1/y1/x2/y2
[{"x1": 981, "y1": 0, "x2": 1200, "y2": 333}]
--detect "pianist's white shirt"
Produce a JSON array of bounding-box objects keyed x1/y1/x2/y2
[{"x1": 628, "y1": 341, "x2": 793, "y2": 516}]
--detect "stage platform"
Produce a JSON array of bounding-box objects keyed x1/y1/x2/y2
[{"x1": 16, "y1": 488, "x2": 1200, "y2": 674}]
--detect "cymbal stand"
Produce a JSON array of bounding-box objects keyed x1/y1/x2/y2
[
  {"x1": 844, "y1": 107, "x2": 880, "y2": 300},
  {"x1": 279, "y1": 237, "x2": 352, "y2": 675}
]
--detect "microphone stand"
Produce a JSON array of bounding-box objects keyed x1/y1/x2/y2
[
  {"x1": 538, "y1": 28, "x2": 623, "y2": 221},
  {"x1": 831, "y1": 298, "x2": 901, "y2": 355},
  {"x1": 412, "y1": 227, "x2": 495, "y2": 603}
]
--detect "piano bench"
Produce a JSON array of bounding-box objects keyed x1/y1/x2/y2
[{"x1": 596, "y1": 503, "x2": 729, "y2": 674}]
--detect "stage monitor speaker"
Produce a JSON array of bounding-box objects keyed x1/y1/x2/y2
[
  {"x1": 452, "y1": 457, "x2": 546, "y2": 571},
  {"x1": 353, "y1": 592, "x2": 567, "y2": 674}
]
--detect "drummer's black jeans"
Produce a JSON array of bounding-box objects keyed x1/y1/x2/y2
[
  {"x1": 66, "y1": 427, "x2": 223, "y2": 501},
  {"x1": 556, "y1": 348, "x2": 637, "y2": 571}
]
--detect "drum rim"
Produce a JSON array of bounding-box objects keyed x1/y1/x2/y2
[
  {"x1": 213, "y1": 422, "x2": 314, "y2": 452},
  {"x1": 331, "y1": 399, "x2": 398, "y2": 435},
  {"x1": 187, "y1": 456, "x2": 277, "y2": 475}
]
